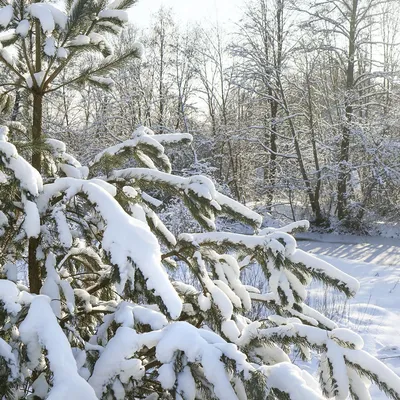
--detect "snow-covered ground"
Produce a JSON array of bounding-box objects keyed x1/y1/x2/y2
[{"x1": 297, "y1": 233, "x2": 400, "y2": 399}]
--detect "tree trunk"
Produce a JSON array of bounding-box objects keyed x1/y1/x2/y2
[
  {"x1": 28, "y1": 18, "x2": 43, "y2": 294},
  {"x1": 28, "y1": 91, "x2": 43, "y2": 294},
  {"x1": 337, "y1": 0, "x2": 357, "y2": 220},
  {"x1": 306, "y1": 68, "x2": 324, "y2": 224},
  {"x1": 265, "y1": 99, "x2": 277, "y2": 207},
  {"x1": 157, "y1": 16, "x2": 165, "y2": 132}
]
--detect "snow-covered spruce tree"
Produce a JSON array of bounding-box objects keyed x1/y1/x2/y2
[
  {"x1": 0, "y1": 2, "x2": 400, "y2": 400},
  {"x1": 0, "y1": 0, "x2": 144, "y2": 294}
]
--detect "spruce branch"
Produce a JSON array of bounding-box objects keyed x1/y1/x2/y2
[
  {"x1": 46, "y1": 45, "x2": 142, "y2": 93},
  {"x1": 111, "y1": 0, "x2": 138, "y2": 10}
]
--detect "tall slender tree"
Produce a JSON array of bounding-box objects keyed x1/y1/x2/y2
[{"x1": 299, "y1": 0, "x2": 389, "y2": 221}]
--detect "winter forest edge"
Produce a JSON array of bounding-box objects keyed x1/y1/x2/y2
[{"x1": 0, "y1": 0, "x2": 399, "y2": 399}]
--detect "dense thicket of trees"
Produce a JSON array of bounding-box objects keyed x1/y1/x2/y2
[
  {"x1": 4, "y1": 0, "x2": 400, "y2": 231},
  {"x1": 40, "y1": 0, "x2": 397, "y2": 231}
]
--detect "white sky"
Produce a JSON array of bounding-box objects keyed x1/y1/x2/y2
[{"x1": 129, "y1": 0, "x2": 243, "y2": 27}]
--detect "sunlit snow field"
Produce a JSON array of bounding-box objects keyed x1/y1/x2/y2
[{"x1": 297, "y1": 234, "x2": 400, "y2": 399}]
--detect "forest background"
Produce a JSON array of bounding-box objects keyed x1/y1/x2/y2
[{"x1": 11, "y1": 0, "x2": 400, "y2": 234}]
